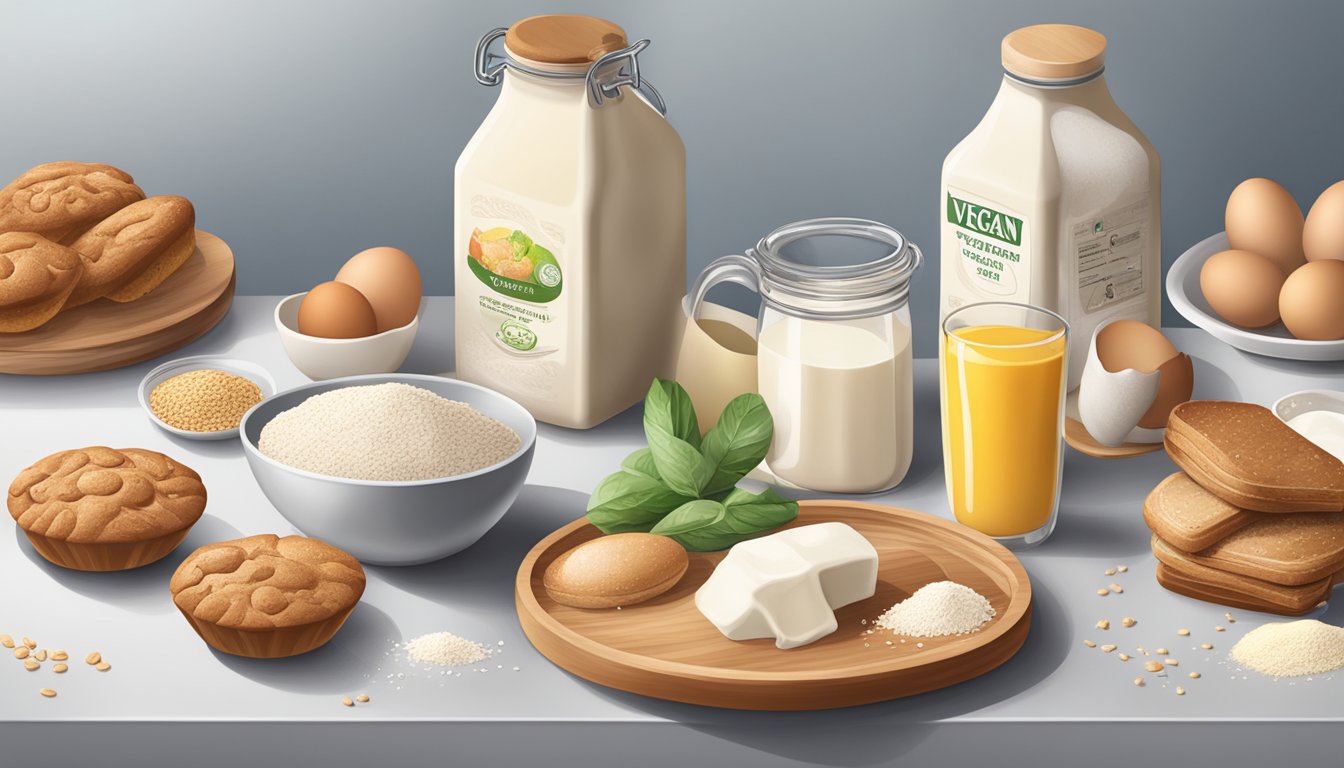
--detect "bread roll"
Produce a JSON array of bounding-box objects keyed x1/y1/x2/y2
[
  {"x1": 67, "y1": 196, "x2": 195, "y2": 307},
  {"x1": 0, "y1": 162, "x2": 144, "y2": 243},
  {"x1": 0, "y1": 232, "x2": 84, "y2": 332}
]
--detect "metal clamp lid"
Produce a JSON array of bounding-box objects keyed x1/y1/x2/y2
[{"x1": 473, "y1": 27, "x2": 667, "y2": 116}]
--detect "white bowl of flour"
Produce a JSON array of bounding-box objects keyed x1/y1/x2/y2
[{"x1": 239, "y1": 373, "x2": 536, "y2": 565}]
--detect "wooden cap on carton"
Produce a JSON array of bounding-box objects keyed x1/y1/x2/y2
[
  {"x1": 1002, "y1": 24, "x2": 1106, "y2": 81},
  {"x1": 506, "y1": 14, "x2": 628, "y2": 65}
]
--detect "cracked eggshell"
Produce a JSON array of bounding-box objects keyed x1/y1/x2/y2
[{"x1": 1078, "y1": 320, "x2": 1193, "y2": 447}]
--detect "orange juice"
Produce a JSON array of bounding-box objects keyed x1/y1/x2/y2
[{"x1": 942, "y1": 324, "x2": 1066, "y2": 539}]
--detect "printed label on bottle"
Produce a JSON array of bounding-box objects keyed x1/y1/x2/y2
[
  {"x1": 460, "y1": 192, "x2": 568, "y2": 399},
  {"x1": 1073, "y1": 198, "x2": 1147, "y2": 313},
  {"x1": 943, "y1": 188, "x2": 1031, "y2": 305}
]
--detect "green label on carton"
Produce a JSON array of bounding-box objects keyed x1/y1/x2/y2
[{"x1": 947, "y1": 193, "x2": 1024, "y2": 246}]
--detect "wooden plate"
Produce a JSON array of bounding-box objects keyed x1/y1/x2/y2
[
  {"x1": 1064, "y1": 416, "x2": 1164, "y2": 459},
  {"x1": 0, "y1": 230, "x2": 234, "y2": 375},
  {"x1": 515, "y1": 500, "x2": 1032, "y2": 711}
]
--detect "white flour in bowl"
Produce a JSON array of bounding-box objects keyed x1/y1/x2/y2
[{"x1": 258, "y1": 382, "x2": 520, "y2": 481}]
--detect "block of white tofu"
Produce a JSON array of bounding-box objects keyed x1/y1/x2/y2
[{"x1": 694, "y1": 522, "x2": 879, "y2": 649}]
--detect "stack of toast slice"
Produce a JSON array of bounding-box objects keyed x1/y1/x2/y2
[{"x1": 1144, "y1": 401, "x2": 1344, "y2": 615}]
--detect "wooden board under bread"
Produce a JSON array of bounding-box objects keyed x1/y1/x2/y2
[
  {"x1": 515, "y1": 500, "x2": 1032, "y2": 711},
  {"x1": 0, "y1": 230, "x2": 234, "y2": 375}
]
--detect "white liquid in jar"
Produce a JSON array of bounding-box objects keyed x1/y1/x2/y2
[{"x1": 757, "y1": 317, "x2": 912, "y2": 493}]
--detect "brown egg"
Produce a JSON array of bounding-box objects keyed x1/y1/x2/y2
[
  {"x1": 335, "y1": 247, "x2": 423, "y2": 333},
  {"x1": 1094, "y1": 320, "x2": 1194, "y2": 429},
  {"x1": 297, "y1": 281, "x2": 378, "y2": 339},
  {"x1": 1304, "y1": 180, "x2": 1344, "y2": 263},
  {"x1": 1279, "y1": 260, "x2": 1344, "y2": 340},
  {"x1": 1225, "y1": 178, "x2": 1306, "y2": 275},
  {"x1": 1199, "y1": 249, "x2": 1286, "y2": 328}
]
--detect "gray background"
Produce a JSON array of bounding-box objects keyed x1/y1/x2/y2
[{"x1": 3, "y1": 0, "x2": 1341, "y2": 355}]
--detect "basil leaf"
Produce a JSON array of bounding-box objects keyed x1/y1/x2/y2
[
  {"x1": 644, "y1": 379, "x2": 701, "y2": 449},
  {"x1": 645, "y1": 429, "x2": 714, "y2": 497},
  {"x1": 721, "y1": 487, "x2": 798, "y2": 533},
  {"x1": 620, "y1": 448, "x2": 661, "y2": 481},
  {"x1": 650, "y1": 500, "x2": 740, "y2": 551},
  {"x1": 700, "y1": 393, "x2": 774, "y2": 496},
  {"x1": 586, "y1": 469, "x2": 693, "y2": 533},
  {"x1": 649, "y1": 499, "x2": 725, "y2": 536}
]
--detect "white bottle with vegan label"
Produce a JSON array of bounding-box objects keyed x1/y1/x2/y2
[
  {"x1": 456, "y1": 15, "x2": 685, "y2": 428},
  {"x1": 940, "y1": 24, "x2": 1160, "y2": 387}
]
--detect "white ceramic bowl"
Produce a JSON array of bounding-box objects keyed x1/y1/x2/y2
[
  {"x1": 239, "y1": 373, "x2": 536, "y2": 566},
  {"x1": 274, "y1": 292, "x2": 419, "y2": 380},
  {"x1": 1167, "y1": 232, "x2": 1344, "y2": 362},
  {"x1": 138, "y1": 355, "x2": 277, "y2": 440},
  {"x1": 1273, "y1": 389, "x2": 1344, "y2": 423}
]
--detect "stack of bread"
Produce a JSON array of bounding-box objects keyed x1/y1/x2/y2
[
  {"x1": 0, "y1": 161, "x2": 196, "y2": 332},
  {"x1": 1144, "y1": 401, "x2": 1344, "y2": 615}
]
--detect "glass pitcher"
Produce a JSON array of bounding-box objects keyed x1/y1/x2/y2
[{"x1": 687, "y1": 218, "x2": 922, "y2": 493}]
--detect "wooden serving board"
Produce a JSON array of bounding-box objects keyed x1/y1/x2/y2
[
  {"x1": 516, "y1": 500, "x2": 1032, "y2": 711},
  {"x1": 0, "y1": 230, "x2": 234, "y2": 375}
]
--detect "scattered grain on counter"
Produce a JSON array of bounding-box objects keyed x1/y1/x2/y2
[
  {"x1": 341, "y1": 697, "x2": 354, "y2": 707},
  {"x1": 1177, "y1": 628, "x2": 1190, "y2": 636},
  {"x1": 39, "y1": 688, "x2": 56, "y2": 698},
  {"x1": 1144, "y1": 660, "x2": 1164, "y2": 673},
  {"x1": 406, "y1": 632, "x2": 491, "y2": 667},
  {"x1": 1121, "y1": 617, "x2": 1137, "y2": 628},
  {"x1": 355, "y1": 694, "x2": 370, "y2": 703},
  {"x1": 1176, "y1": 686, "x2": 1185, "y2": 696},
  {"x1": 85, "y1": 652, "x2": 100, "y2": 666},
  {"x1": 1108, "y1": 583, "x2": 1124, "y2": 594},
  {"x1": 150, "y1": 369, "x2": 262, "y2": 432},
  {"x1": 1083, "y1": 640, "x2": 1096, "y2": 648},
  {"x1": 1096, "y1": 619, "x2": 1110, "y2": 630},
  {"x1": 1117, "y1": 565, "x2": 1128, "y2": 573},
  {"x1": 258, "y1": 383, "x2": 521, "y2": 481},
  {"x1": 1133, "y1": 677, "x2": 1144, "y2": 687},
  {"x1": 1201, "y1": 643, "x2": 1214, "y2": 650},
  {"x1": 96, "y1": 662, "x2": 111, "y2": 672},
  {"x1": 1229, "y1": 620, "x2": 1344, "y2": 678},
  {"x1": 1101, "y1": 644, "x2": 1117, "y2": 653},
  {"x1": 875, "y1": 581, "x2": 995, "y2": 637},
  {"x1": 1188, "y1": 671, "x2": 1201, "y2": 679},
  {"x1": 1096, "y1": 588, "x2": 1109, "y2": 596},
  {"x1": 53, "y1": 663, "x2": 67, "y2": 673},
  {"x1": 0, "y1": 634, "x2": 12, "y2": 648}
]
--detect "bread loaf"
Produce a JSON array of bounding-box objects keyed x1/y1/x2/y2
[
  {"x1": 0, "y1": 162, "x2": 144, "y2": 243},
  {"x1": 67, "y1": 195, "x2": 195, "y2": 307},
  {"x1": 0, "y1": 232, "x2": 84, "y2": 332}
]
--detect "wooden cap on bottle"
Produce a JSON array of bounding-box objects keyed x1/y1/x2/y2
[
  {"x1": 1002, "y1": 24, "x2": 1106, "y2": 80},
  {"x1": 506, "y1": 14, "x2": 628, "y2": 64}
]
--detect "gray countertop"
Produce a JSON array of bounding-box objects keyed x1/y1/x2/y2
[{"x1": 2, "y1": 296, "x2": 1343, "y2": 767}]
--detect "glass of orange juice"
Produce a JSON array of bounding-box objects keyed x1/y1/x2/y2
[{"x1": 941, "y1": 302, "x2": 1068, "y2": 548}]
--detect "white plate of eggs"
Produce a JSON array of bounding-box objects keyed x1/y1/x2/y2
[{"x1": 1167, "y1": 179, "x2": 1344, "y2": 361}]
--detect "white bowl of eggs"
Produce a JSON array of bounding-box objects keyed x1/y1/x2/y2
[
  {"x1": 1167, "y1": 179, "x2": 1344, "y2": 361},
  {"x1": 276, "y1": 247, "x2": 423, "y2": 380}
]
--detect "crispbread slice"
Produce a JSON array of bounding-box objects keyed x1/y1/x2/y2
[
  {"x1": 1194, "y1": 510, "x2": 1344, "y2": 586},
  {"x1": 1142, "y1": 472, "x2": 1260, "y2": 552},
  {"x1": 1165, "y1": 401, "x2": 1344, "y2": 513},
  {"x1": 1152, "y1": 536, "x2": 1333, "y2": 615}
]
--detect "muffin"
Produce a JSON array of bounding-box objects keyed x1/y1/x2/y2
[
  {"x1": 170, "y1": 534, "x2": 365, "y2": 658},
  {"x1": 8, "y1": 446, "x2": 207, "y2": 571}
]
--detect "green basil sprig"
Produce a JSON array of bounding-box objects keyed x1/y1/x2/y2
[{"x1": 586, "y1": 379, "x2": 798, "y2": 551}]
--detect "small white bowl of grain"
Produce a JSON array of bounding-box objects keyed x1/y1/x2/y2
[{"x1": 139, "y1": 356, "x2": 277, "y2": 441}]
